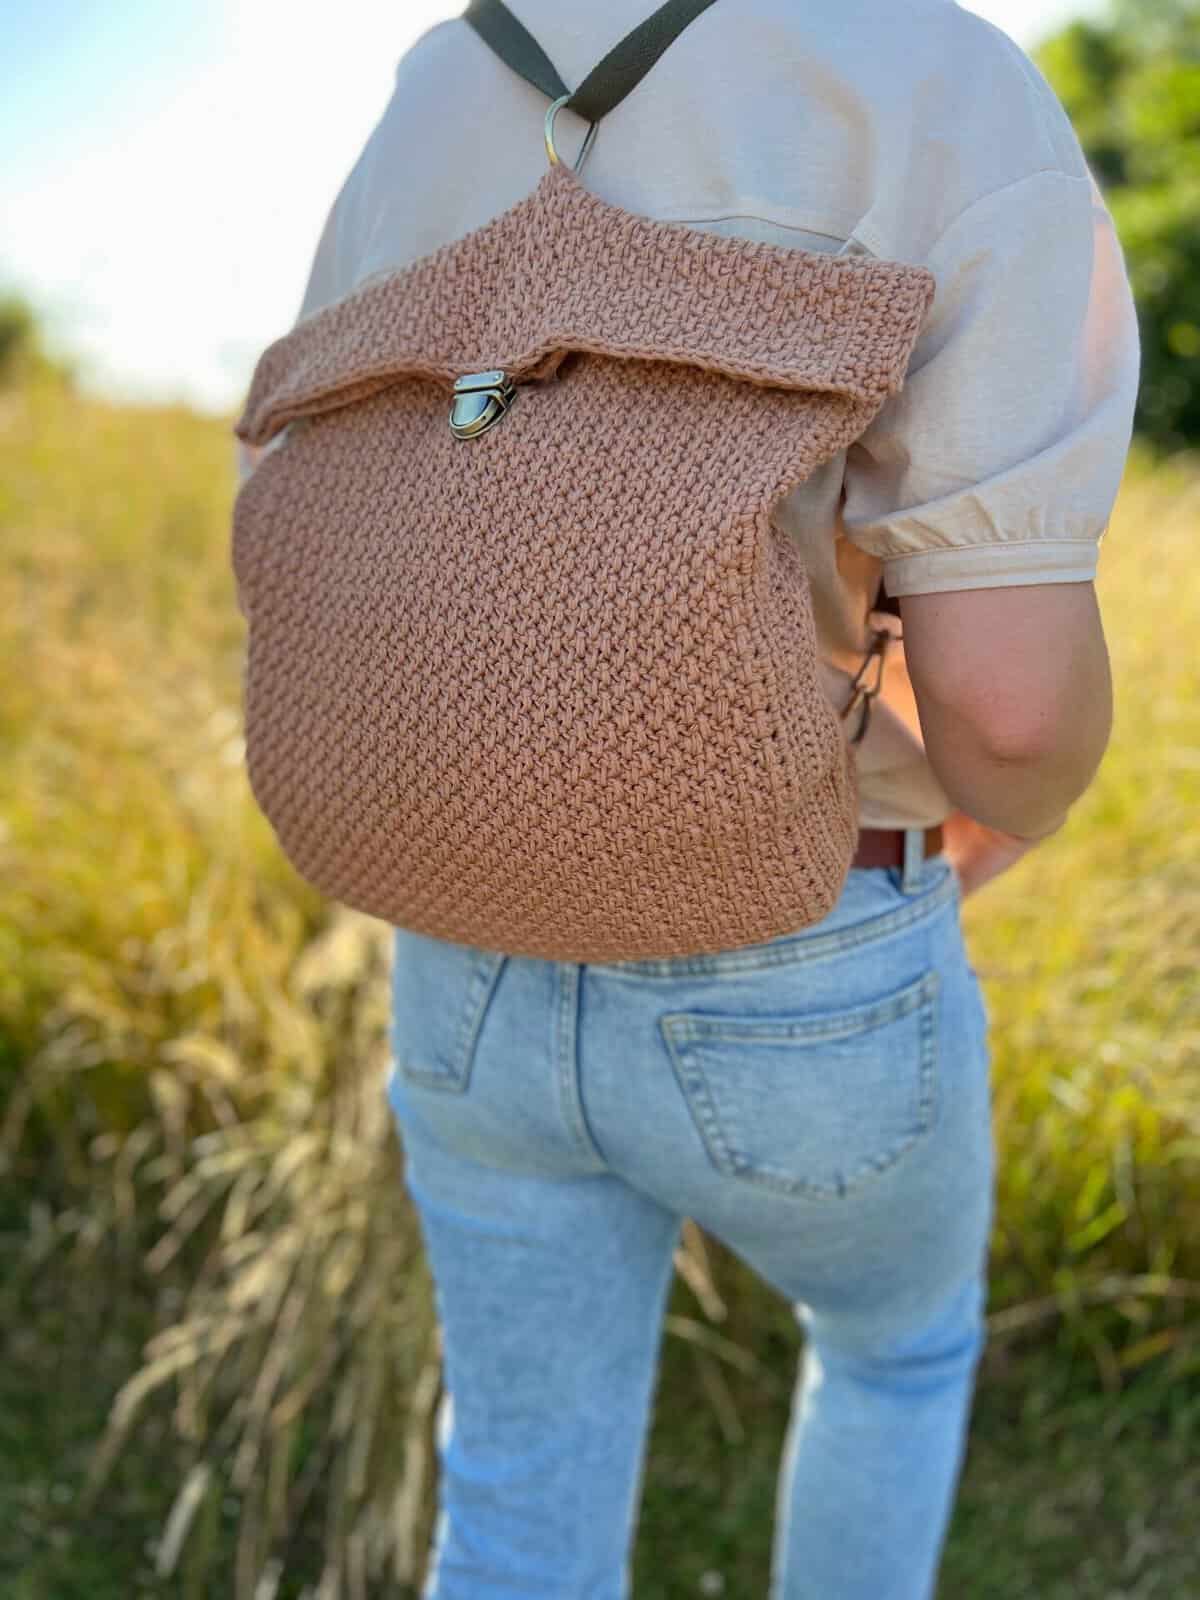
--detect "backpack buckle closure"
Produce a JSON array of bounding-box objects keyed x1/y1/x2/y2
[{"x1": 449, "y1": 370, "x2": 516, "y2": 440}]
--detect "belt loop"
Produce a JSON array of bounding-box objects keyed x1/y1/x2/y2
[{"x1": 900, "y1": 826, "x2": 926, "y2": 894}]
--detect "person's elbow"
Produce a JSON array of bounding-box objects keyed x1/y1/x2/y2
[
  {"x1": 901, "y1": 579, "x2": 1116, "y2": 832},
  {"x1": 978, "y1": 655, "x2": 1114, "y2": 772}
]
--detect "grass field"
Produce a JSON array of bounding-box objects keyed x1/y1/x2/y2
[{"x1": 2, "y1": 367, "x2": 1198, "y2": 1597}]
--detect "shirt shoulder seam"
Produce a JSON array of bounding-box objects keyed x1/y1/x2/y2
[{"x1": 855, "y1": 168, "x2": 1095, "y2": 265}]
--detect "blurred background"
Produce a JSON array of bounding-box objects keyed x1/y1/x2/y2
[{"x1": 2, "y1": 1, "x2": 1198, "y2": 1596}]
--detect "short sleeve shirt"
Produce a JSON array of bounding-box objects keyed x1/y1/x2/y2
[{"x1": 283, "y1": 0, "x2": 1142, "y2": 829}]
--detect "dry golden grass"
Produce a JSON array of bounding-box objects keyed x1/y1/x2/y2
[{"x1": 2, "y1": 371, "x2": 1197, "y2": 1595}]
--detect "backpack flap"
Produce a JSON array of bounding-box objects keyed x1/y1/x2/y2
[{"x1": 235, "y1": 161, "x2": 933, "y2": 454}]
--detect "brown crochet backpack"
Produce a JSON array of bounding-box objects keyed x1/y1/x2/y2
[{"x1": 231, "y1": 0, "x2": 936, "y2": 962}]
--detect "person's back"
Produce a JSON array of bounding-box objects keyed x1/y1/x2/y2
[
  {"x1": 294, "y1": 0, "x2": 1136, "y2": 859},
  {"x1": 252, "y1": 2, "x2": 1140, "y2": 1594}
]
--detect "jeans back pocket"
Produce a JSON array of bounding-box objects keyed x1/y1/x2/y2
[{"x1": 659, "y1": 969, "x2": 941, "y2": 1198}]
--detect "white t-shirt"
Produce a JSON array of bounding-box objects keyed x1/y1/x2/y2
[{"x1": 285, "y1": 0, "x2": 1142, "y2": 828}]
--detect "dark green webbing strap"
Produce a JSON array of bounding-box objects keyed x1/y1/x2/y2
[{"x1": 463, "y1": 0, "x2": 721, "y2": 126}]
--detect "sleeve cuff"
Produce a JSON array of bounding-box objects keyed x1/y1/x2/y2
[{"x1": 881, "y1": 538, "x2": 1101, "y2": 597}]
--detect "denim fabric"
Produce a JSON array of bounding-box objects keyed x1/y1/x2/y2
[{"x1": 386, "y1": 844, "x2": 995, "y2": 1600}]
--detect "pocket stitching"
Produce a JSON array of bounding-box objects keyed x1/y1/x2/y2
[
  {"x1": 397, "y1": 950, "x2": 508, "y2": 1094},
  {"x1": 661, "y1": 970, "x2": 941, "y2": 1199},
  {"x1": 662, "y1": 971, "x2": 936, "y2": 1046}
]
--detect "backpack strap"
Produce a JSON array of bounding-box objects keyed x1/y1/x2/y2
[{"x1": 464, "y1": 0, "x2": 720, "y2": 126}]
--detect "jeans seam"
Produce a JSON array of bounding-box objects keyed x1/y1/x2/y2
[
  {"x1": 555, "y1": 964, "x2": 608, "y2": 1169},
  {"x1": 594, "y1": 864, "x2": 956, "y2": 981}
]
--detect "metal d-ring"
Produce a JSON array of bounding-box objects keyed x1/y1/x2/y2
[
  {"x1": 544, "y1": 93, "x2": 599, "y2": 174},
  {"x1": 841, "y1": 627, "x2": 892, "y2": 746}
]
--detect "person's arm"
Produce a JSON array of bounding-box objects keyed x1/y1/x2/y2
[
  {"x1": 836, "y1": 162, "x2": 1140, "y2": 893},
  {"x1": 900, "y1": 580, "x2": 1113, "y2": 841}
]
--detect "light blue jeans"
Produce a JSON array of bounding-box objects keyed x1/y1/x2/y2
[{"x1": 385, "y1": 841, "x2": 995, "y2": 1600}]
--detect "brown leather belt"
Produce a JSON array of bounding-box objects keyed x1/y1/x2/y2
[{"x1": 851, "y1": 824, "x2": 945, "y2": 871}]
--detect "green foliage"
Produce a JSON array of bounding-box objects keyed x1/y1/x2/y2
[
  {"x1": 0, "y1": 296, "x2": 39, "y2": 382},
  {"x1": 1035, "y1": 2, "x2": 1200, "y2": 455},
  {"x1": 1112, "y1": 0, "x2": 1200, "y2": 56},
  {"x1": 0, "y1": 294, "x2": 73, "y2": 389}
]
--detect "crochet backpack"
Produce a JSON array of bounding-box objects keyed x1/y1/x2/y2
[{"x1": 231, "y1": 0, "x2": 936, "y2": 963}]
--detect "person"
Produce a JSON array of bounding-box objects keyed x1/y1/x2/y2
[{"x1": 244, "y1": 1, "x2": 1141, "y2": 1594}]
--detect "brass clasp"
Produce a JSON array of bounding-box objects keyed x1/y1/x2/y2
[{"x1": 449, "y1": 369, "x2": 517, "y2": 440}]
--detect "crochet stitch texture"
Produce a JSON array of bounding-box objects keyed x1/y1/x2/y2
[{"x1": 233, "y1": 159, "x2": 936, "y2": 961}]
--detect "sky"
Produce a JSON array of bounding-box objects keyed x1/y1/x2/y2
[{"x1": 1, "y1": 0, "x2": 1108, "y2": 415}]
